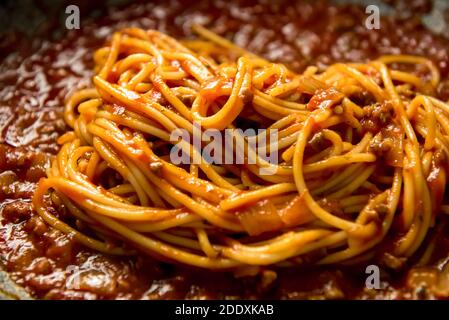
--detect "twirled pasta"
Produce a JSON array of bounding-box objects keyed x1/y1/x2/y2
[{"x1": 33, "y1": 26, "x2": 449, "y2": 270}]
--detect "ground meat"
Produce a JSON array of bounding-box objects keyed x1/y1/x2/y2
[
  {"x1": 1, "y1": 200, "x2": 33, "y2": 223},
  {"x1": 361, "y1": 102, "x2": 395, "y2": 134}
]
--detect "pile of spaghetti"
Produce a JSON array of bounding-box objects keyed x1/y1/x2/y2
[{"x1": 33, "y1": 26, "x2": 449, "y2": 270}]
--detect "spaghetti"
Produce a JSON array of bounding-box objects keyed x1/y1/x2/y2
[{"x1": 33, "y1": 26, "x2": 449, "y2": 270}]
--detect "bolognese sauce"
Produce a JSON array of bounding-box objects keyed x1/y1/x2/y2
[{"x1": 2, "y1": 0, "x2": 449, "y2": 299}]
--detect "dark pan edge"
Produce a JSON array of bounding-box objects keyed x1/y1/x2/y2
[{"x1": 0, "y1": 266, "x2": 32, "y2": 300}]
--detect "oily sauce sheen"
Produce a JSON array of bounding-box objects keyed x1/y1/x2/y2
[{"x1": 2, "y1": 0, "x2": 449, "y2": 299}]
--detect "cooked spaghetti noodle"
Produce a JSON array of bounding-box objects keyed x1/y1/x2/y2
[{"x1": 32, "y1": 26, "x2": 449, "y2": 270}]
